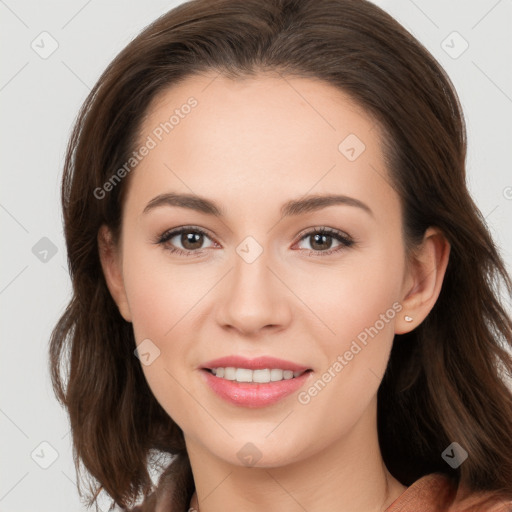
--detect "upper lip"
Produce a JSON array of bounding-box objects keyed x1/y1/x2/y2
[{"x1": 201, "y1": 356, "x2": 311, "y2": 372}]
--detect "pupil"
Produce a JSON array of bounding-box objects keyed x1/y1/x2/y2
[{"x1": 182, "y1": 232, "x2": 203, "y2": 250}]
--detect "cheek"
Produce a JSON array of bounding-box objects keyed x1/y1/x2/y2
[
  {"x1": 122, "y1": 248, "x2": 211, "y2": 411},
  {"x1": 294, "y1": 274, "x2": 401, "y2": 445},
  {"x1": 122, "y1": 253, "x2": 202, "y2": 429},
  {"x1": 295, "y1": 241, "x2": 404, "y2": 415},
  {"x1": 123, "y1": 246, "x2": 209, "y2": 341},
  {"x1": 294, "y1": 244, "x2": 404, "y2": 344}
]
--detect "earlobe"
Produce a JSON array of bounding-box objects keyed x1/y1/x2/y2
[
  {"x1": 395, "y1": 227, "x2": 450, "y2": 334},
  {"x1": 97, "y1": 225, "x2": 132, "y2": 323}
]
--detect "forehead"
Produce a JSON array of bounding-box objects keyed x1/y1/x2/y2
[
  {"x1": 126, "y1": 72, "x2": 397, "y2": 221},
  {"x1": 140, "y1": 71, "x2": 379, "y2": 158}
]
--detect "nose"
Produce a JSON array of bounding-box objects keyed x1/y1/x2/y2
[{"x1": 215, "y1": 246, "x2": 292, "y2": 336}]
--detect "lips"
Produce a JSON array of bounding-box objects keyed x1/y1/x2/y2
[
  {"x1": 199, "y1": 355, "x2": 313, "y2": 408},
  {"x1": 200, "y1": 368, "x2": 312, "y2": 407},
  {"x1": 200, "y1": 355, "x2": 311, "y2": 372}
]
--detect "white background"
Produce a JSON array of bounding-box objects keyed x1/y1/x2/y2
[{"x1": 1, "y1": 0, "x2": 511, "y2": 510}]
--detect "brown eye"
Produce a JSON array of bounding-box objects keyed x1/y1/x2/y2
[
  {"x1": 296, "y1": 227, "x2": 354, "y2": 256},
  {"x1": 309, "y1": 233, "x2": 334, "y2": 251},
  {"x1": 180, "y1": 231, "x2": 204, "y2": 250},
  {"x1": 157, "y1": 226, "x2": 216, "y2": 256}
]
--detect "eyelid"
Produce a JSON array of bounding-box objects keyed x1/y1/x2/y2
[
  {"x1": 155, "y1": 225, "x2": 217, "y2": 248},
  {"x1": 294, "y1": 225, "x2": 352, "y2": 243},
  {"x1": 156, "y1": 225, "x2": 213, "y2": 241},
  {"x1": 293, "y1": 226, "x2": 354, "y2": 254}
]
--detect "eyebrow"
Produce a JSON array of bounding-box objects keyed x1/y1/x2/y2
[{"x1": 142, "y1": 192, "x2": 374, "y2": 218}]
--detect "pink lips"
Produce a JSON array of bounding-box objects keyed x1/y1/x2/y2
[
  {"x1": 201, "y1": 355, "x2": 310, "y2": 372},
  {"x1": 199, "y1": 355, "x2": 313, "y2": 408}
]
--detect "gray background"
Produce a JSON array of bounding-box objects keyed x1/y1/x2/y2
[{"x1": 1, "y1": 0, "x2": 511, "y2": 511}]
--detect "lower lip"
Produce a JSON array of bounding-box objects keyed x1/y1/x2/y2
[{"x1": 200, "y1": 369, "x2": 312, "y2": 408}]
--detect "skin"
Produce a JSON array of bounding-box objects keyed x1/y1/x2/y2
[{"x1": 98, "y1": 71, "x2": 450, "y2": 512}]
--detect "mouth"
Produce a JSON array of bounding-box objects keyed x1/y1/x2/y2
[{"x1": 199, "y1": 356, "x2": 314, "y2": 407}]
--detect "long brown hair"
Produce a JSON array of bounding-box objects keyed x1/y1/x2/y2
[{"x1": 49, "y1": 0, "x2": 512, "y2": 509}]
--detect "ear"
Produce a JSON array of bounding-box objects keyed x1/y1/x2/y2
[
  {"x1": 395, "y1": 227, "x2": 450, "y2": 334},
  {"x1": 97, "y1": 224, "x2": 132, "y2": 322}
]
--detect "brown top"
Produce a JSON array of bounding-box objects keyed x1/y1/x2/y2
[
  {"x1": 127, "y1": 468, "x2": 512, "y2": 512},
  {"x1": 385, "y1": 473, "x2": 512, "y2": 512}
]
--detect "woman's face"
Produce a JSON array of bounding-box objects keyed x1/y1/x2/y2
[{"x1": 107, "y1": 72, "x2": 414, "y2": 467}]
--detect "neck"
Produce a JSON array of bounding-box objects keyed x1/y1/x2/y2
[{"x1": 186, "y1": 399, "x2": 406, "y2": 512}]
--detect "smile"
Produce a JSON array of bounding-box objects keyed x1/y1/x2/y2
[
  {"x1": 200, "y1": 368, "x2": 313, "y2": 408},
  {"x1": 208, "y1": 367, "x2": 308, "y2": 383}
]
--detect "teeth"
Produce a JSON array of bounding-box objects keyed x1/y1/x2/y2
[{"x1": 210, "y1": 367, "x2": 305, "y2": 383}]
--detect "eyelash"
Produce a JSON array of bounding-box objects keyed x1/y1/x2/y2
[{"x1": 154, "y1": 225, "x2": 355, "y2": 258}]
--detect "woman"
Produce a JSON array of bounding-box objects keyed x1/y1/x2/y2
[{"x1": 49, "y1": 0, "x2": 512, "y2": 510}]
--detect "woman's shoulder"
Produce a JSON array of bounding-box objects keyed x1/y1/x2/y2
[
  {"x1": 385, "y1": 472, "x2": 512, "y2": 512},
  {"x1": 124, "y1": 469, "x2": 512, "y2": 512}
]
